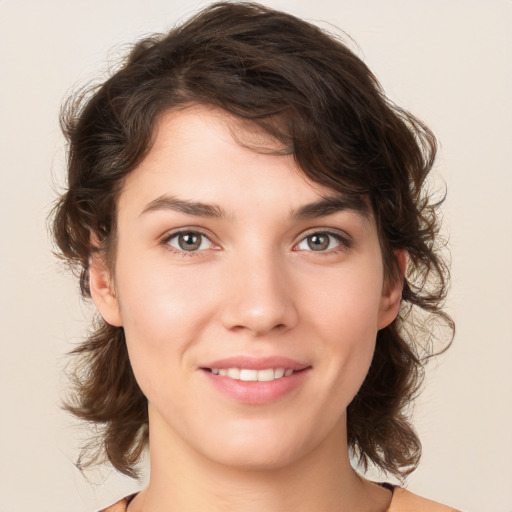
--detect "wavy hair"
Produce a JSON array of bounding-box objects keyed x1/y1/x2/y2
[{"x1": 51, "y1": 1, "x2": 453, "y2": 479}]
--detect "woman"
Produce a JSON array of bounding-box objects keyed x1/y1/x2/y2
[{"x1": 52, "y1": 2, "x2": 459, "y2": 511}]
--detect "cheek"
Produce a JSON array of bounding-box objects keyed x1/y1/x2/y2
[
  {"x1": 303, "y1": 265, "x2": 384, "y2": 391},
  {"x1": 113, "y1": 258, "x2": 214, "y2": 388},
  {"x1": 115, "y1": 251, "x2": 217, "y2": 332},
  {"x1": 303, "y1": 263, "x2": 384, "y2": 338},
  {"x1": 113, "y1": 249, "x2": 239, "y2": 399}
]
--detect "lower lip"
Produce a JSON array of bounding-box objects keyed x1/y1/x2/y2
[{"x1": 202, "y1": 369, "x2": 310, "y2": 405}]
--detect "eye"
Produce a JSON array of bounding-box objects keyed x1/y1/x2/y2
[
  {"x1": 165, "y1": 230, "x2": 214, "y2": 252},
  {"x1": 296, "y1": 231, "x2": 348, "y2": 252}
]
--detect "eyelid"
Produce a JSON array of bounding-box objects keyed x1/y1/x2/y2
[
  {"x1": 293, "y1": 228, "x2": 352, "y2": 252},
  {"x1": 161, "y1": 227, "x2": 220, "y2": 254}
]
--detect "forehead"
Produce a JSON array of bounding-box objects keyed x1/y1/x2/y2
[{"x1": 118, "y1": 105, "x2": 371, "y2": 222}]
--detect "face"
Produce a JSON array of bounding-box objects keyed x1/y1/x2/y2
[{"x1": 91, "y1": 105, "x2": 402, "y2": 471}]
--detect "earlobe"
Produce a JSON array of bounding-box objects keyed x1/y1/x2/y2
[
  {"x1": 89, "y1": 254, "x2": 123, "y2": 327},
  {"x1": 377, "y1": 250, "x2": 408, "y2": 330}
]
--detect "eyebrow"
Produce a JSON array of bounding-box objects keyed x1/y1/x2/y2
[
  {"x1": 141, "y1": 195, "x2": 226, "y2": 218},
  {"x1": 140, "y1": 193, "x2": 369, "y2": 220},
  {"x1": 291, "y1": 195, "x2": 370, "y2": 219}
]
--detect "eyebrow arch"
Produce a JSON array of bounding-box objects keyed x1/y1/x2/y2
[
  {"x1": 140, "y1": 195, "x2": 226, "y2": 218},
  {"x1": 292, "y1": 195, "x2": 370, "y2": 220}
]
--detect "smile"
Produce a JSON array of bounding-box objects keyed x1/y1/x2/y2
[
  {"x1": 201, "y1": 357, "x2": 311, "y2": 404},
  {"x1": 209, "y1": 368, "x2": 294, "y2": 381}
]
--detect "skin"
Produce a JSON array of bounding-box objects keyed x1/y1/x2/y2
[{"x1": 90, "y1": 105, "x2": 404, "y2": 512}]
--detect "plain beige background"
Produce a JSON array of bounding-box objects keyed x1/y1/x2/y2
[{"x1": 1, "y1": 1, "x2": 511, "y2": 511}]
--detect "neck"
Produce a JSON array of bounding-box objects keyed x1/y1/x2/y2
[{"x1": 129, "y1": 409, "x2": 391, "y2": 512}]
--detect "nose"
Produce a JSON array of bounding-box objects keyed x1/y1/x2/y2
[{"x1": 220, "y1": 251, "x2": 299, "y2": 336}]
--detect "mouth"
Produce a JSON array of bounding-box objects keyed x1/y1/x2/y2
[
  {"x1": 200, "y1": 357, "x2": 311, "y2": 404},
  {"x1": 205, "y1": 367, "x2": 302, "y2": 382}
]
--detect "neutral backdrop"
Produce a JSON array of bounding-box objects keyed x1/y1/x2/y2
[{"x1": 1, "y1": 1, "x2": 511, "y2": 511}]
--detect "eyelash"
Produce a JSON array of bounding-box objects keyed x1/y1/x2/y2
[
  {"x1": 161, "y1": 229, "x2": 217, "y2": 256},
  {"x1": 161, "y1": 228, "x2": 352, "y2": 256},
  {"x1": 293, "y1": 229, "x2": 352, "y2": 254}
]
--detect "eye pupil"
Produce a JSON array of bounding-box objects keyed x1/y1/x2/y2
[
  {"x1": 179, "y1": 232, "x2": 201, "y2": 251},
  {"x1": 307, "y1": 234, "x2": 329, "y2": 251}
]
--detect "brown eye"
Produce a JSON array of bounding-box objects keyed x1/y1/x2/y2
[
  {"x1": 179, "y1": 232, "x2": 201, "y2": 250},
  {"x1": 296, "y1": 231, "x2": 347, "y2": 252},
  {"x1": 306, "y1": 234, "x2": 330, "y2": 251},
  {"x1": 167, "y1": 231, "x2": 213, "y2": 252}
]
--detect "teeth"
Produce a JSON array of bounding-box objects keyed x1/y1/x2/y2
[
  {"x1": 210, "y1": 367, "x2": 293, "y2": 382},
  {"x1": 227, "y1": 368, "x2": 240, "y2": 379},
  {"x1": 274, "y1": 368, "x2": 285, "y2": 379},
  {"x1": 256, "y1": 368, "x2": 274, "y2": 382},
  {"x1": 240, "y1": 369, "x2": 258, "y2": 381}
]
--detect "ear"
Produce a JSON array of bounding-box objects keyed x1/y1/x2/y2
[
  {"x1": 377, "y1": 249, "x2": 408, "y2": 330},
  {"x1": 89, "y1": 252, "x2": 123, "y2": 327}
]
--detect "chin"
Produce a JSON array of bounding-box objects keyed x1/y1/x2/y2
[
  {"x1": 207, "y1": 444, "x2": 302, "y2": 472},
  {"x1": 197, "y1": 420, "x2": 316, "y2": 471}
]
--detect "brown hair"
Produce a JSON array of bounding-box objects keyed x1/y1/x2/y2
[{"x1": 52, "y1": 1, "x2": 453, "y2": 479}]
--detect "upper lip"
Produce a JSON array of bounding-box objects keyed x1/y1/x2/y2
[{"x1": 201, "y1": 356, "x2": 310, "y2": 371}]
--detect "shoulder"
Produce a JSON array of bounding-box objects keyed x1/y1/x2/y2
[
  {"x1": 98, "y1": 494, "x2": 137, "y2": 512},
  {"x1": 388, "y1": 487, "x2": 462, "y2": 512}
]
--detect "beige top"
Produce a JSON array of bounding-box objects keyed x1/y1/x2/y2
[
  {"x1": 387, "y1": 487, "x2": 461, "y2": 511},
  {"x1": 99, "y1": 487, "x2": 462, "y2": 512}
]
